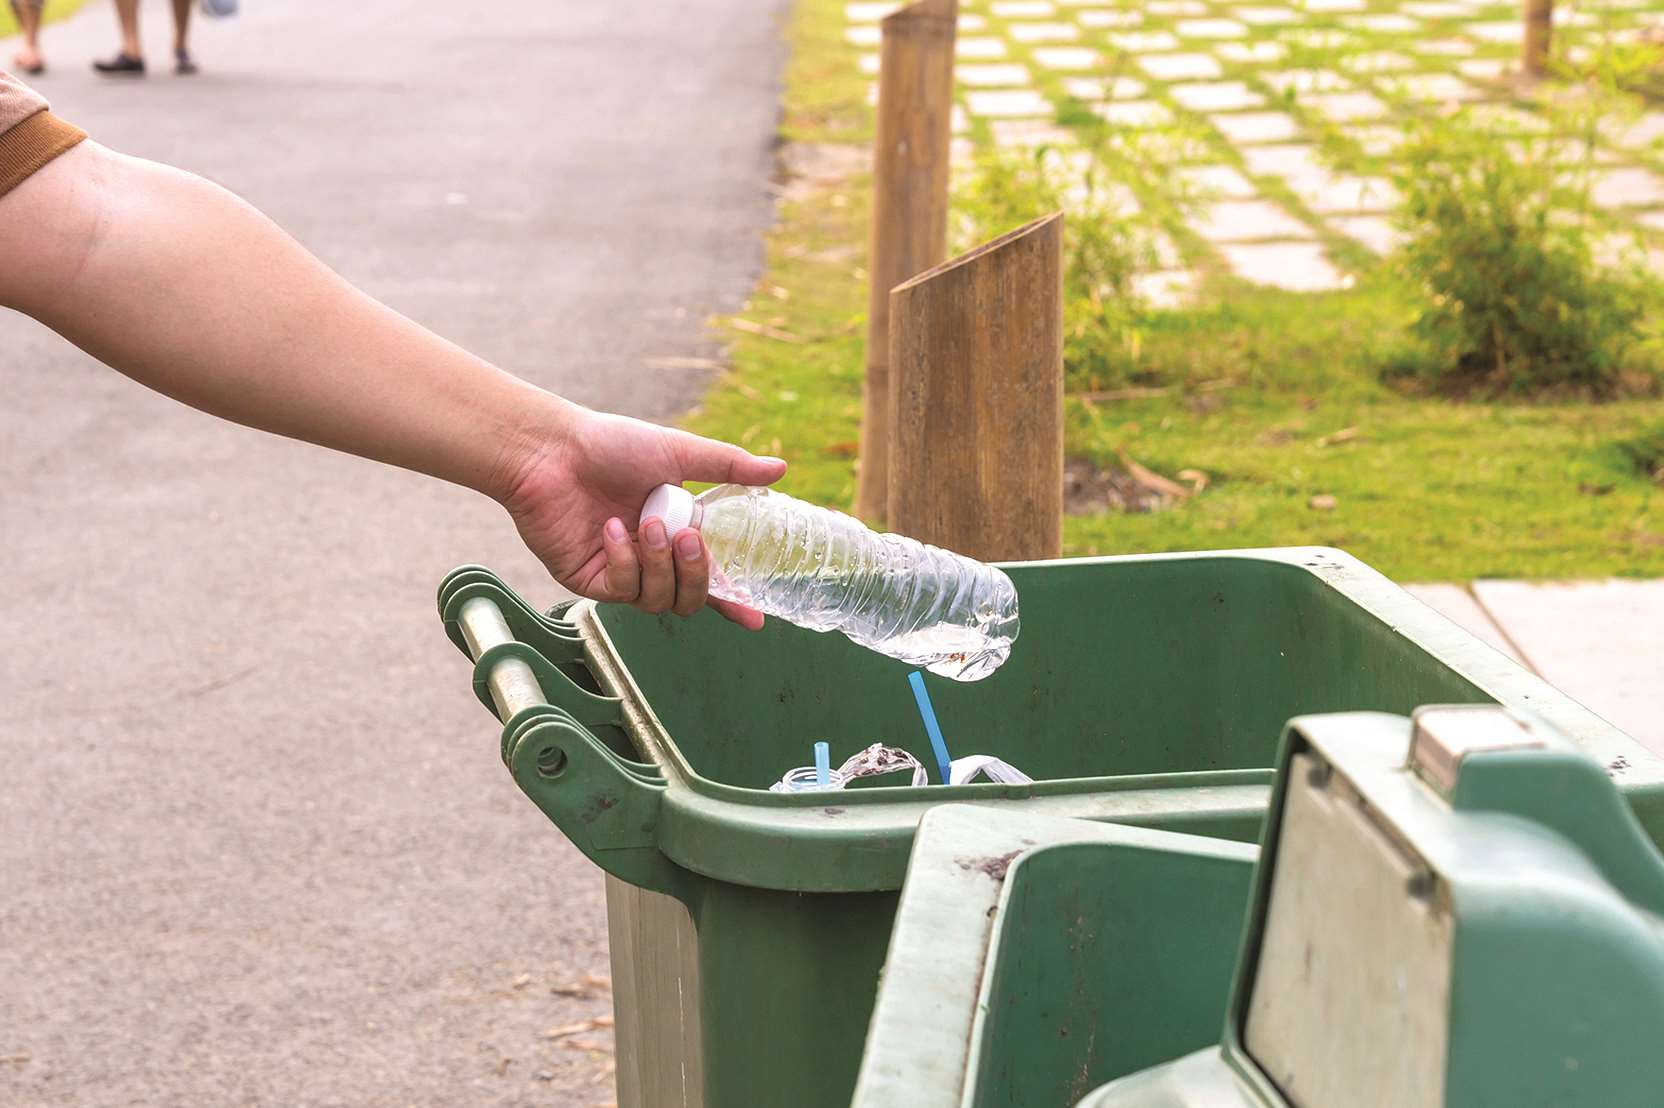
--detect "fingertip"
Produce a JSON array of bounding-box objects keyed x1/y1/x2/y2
[
  {"x1": 739, "y1": 454, "x2": 788, "y2": 486},
  {"x1": 604, "y1": 517, "x2": 629, "y2": 544},
  {"x1": 603, "y1": 526, "x2": 642, "y2": 603},
  {"x1": 711, "y1": 597, "x2": 766, "y2": 631}
]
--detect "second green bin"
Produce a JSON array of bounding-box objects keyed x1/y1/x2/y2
[{"x1": 438, "y1": 547, "x2": 1663, "y2": 1108}]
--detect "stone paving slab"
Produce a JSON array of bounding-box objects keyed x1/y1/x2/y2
[
  {"x1": 1079, "y1": 9, "x2": 1145, "y2": 26},
  {"x1": 1032, "y1": 45, "x2": 1103, "y2": 68},
  {"x1": 1239, "y1": 142, "x2": 1325, "y2": 177},
  {"x1": 1594, "y1": 166, "x2": 1664, "y2": 207},
  {"x1": 1133, "y1": 268, "x2": 1201, "y2": 306},
  {"x1": 990, "y1": 118, "x2": 1080, "y2": 145},
  {"x1": 1064, "y1": 75, "x2": 1148, "y2": 98},
  {"x1": 1140, "y1": 51, "x2": 1226, "y2": 79},
  {"x1": 1304, "y1": 89, "x2": 1391, "y2": 121},
  {"x1": 1262, "y1": 68, "x2": 1350, "y2": 94},
  {"x1": 1417, "y1": 38, "x2": 1474, "y2": 54},
  {"x1": 1093, "y1": 99, "x2": 1177, "y2": 126},
  {"x1": 1219, "y1": 241, "x2": 1347, "y2": 288},
  {"x1": 1177, "y1": 16, "x2": 1251, "y2": 36},
  {"x1": 1352, "y1": 12, "x2": 1421, "y2": 31},
  {"x1": 1199, "y1": 198, "x2": 1317, "y2": 239},
  {"x1": 846, "y1": 1, "x2": 901, "y2": 18},
  {"x1": 1329, "y1": 212, "x2": 1402, "y2": 252},
  {"x1": 1403, "y1": 584, "x2": 1527, "y2": 664},
  {"x1": 1211, "y1": 110, "x2": 1302, "y2": 143},
  {"x1": 1344, "y1": 50, "x2": 1418, "y2": 73},
  {"x1": 958, "y1": 35, "x2": 1010, "y2": 57},
  {"x1": 1180, "y1": 163, "x2": 1260, "y2": 197},
  {"x1": 1347, "y1": 123, "x2": 1405, "y2": 155},
  {"x1": 1470, "y1": 580, "x2": 1664, "y2": 756},
  {"x1": 967, "y1": 88, "x2": 1054, "y2": 116},
  {"x1": 1009, "y1": 20, "x2": 1081, "y2": 40},
  {"x1": 1114, "y1": 29, "x2": 1184, "y2": 51},
  {"x1": 1170, "y1": 79, "x2": 1265, "y2": 110},
  {"x1": 1216, "y1": 40, "x2": 1290, "y2": 61},
  {"x1": 958, "y1": 62, "x2": 1033, "y2": 85},
  {"x1": 1300, "y1": 173, "x2": 1397, "y2": 211},
  {"x1": 1236, "y1": 5, "x2": 1301, "y2": 24}
]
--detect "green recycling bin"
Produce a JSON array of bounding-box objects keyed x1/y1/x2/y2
[{"x1": 437, "y1": 549, "x2": 1664, "y2": 1108}]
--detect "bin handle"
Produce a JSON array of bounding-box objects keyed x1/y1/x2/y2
[
  {"x1": 439, "y1": 570, "x2": 620, "y2": 730},
  {"x1": 439, "y1": 565, "x2": 583, "y2": 663},
  {"x1": 438, "y1": 567, "x2": 682, "y2": 897}
]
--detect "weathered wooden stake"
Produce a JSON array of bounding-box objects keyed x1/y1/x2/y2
[
  {"x1": 887, "y1": 213, "x2": 1064, "y2": 562},
  {"x1": 855, "y1": 0, "x2": 958, "y2": 523},
  {"x1": 1523, "y1": 0, "x2": 1553, "y2": 77}
]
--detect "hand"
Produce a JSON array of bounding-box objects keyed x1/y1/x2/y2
[{"x1": 499, "y1": 405, "x2": 787, "y2": 629}]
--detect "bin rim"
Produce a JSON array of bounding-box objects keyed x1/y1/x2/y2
[
  {"x1": 581, "y1": 545, "x2": 1657, "y2": 797},
  {"x1": 563, "y1": 545, "x2": 1664, "y2": 893}
]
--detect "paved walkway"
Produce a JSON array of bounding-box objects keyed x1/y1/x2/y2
[
  {"x1": 847, "y1": 0, "x2": 1664, "y2": 296},
  {"x1": 0, "y1": 1, "x2": 784, "y2": 1105},
  {"x1": 1407, "y1": 580, "x2": 1664, "y2": 755}
]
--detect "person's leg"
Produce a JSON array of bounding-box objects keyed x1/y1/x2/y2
[
  {"x1": 94, "y1": 0, "x2": 146, "y2": 73},
  {"x1": 115, "y1": 0, "x2": 142, "y2": 58},
  {"x1": 11, "y1": 1, "x2": 45, "y2": 73},
  {"x1": 170, "y1": 0, "x2": 196, "y2": 73}
]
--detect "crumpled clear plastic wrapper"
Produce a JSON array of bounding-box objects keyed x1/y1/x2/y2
[{"x1": 769, "y1": 742, "x2": 1031, "y2": 792}]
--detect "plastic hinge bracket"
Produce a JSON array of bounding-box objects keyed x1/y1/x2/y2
[
  {"x1": 501, "y1": 703, "x2": 664, "y2": 785},
  {"x1": 437, "y1": 566, "x2": 583, "y2": 664},
  {"x1": 506, "y1": 716, "x2": 681, "y2": 897},
  {"x1": 468, "y1": 639, "x2": 622, "y2": 729}
]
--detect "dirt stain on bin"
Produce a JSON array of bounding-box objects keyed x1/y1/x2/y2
[
  {"x1": 957, "y1": 849, "x2": 1023, "y2": 882},
  {"x1": 581, "y1": 794, "x2": 618, "y2": 824}
]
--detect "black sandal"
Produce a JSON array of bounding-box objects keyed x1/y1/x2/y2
[
  {"x1": 175, "y1": 48, "x2": 198, "y2": 75},
  {"x1": 93, "y1": 52, "x2": 146, "y2": 75}
]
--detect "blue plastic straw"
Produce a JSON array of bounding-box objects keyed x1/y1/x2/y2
[
  {"x1": 814, "y1": 741, "x2": 831, "y2": 788},
  {"x1": 907, "y1": 671, "x2": 953, "y2": 785}
]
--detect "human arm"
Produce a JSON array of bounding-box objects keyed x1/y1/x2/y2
[{"x1": 0, "y1": 140, "x2": 783, "y2": 625}]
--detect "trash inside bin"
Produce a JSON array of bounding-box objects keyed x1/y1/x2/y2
[{"x1": 437, "y1": 549, "x2": 1664, "y2": 1108}]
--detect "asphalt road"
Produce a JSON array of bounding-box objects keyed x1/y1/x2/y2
[{"x1": 0, "y1": 1, "x2": 784, "y2": 1103}]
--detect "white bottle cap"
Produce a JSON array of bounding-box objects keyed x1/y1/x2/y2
[{"x1": 640, "y1": 483, "x2": 697, "y2": 536}]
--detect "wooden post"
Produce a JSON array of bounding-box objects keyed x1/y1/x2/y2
[
  {"x1": 887, "y1": 213, "x2": 1064, "y2": 562},
  {"x1": 1523, "y1": 0, "x2": 1553, "y2": 77},
  {"x1": 855, "y1": 0, "x2": 958, "y2": 523}
]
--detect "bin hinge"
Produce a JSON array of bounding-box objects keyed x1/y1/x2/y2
[{"x1": 438, "y1": 566, "x2": 684, "y2": 899}]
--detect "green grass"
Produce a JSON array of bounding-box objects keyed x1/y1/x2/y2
[
  {"x1": 0, "y1": 0, "x2": 88, "y2": 39},
  {"x1": 684, "y1": 0, "x2": 1664, "y2": 580}
]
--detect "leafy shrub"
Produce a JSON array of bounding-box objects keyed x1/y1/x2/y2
[
  {"x1": 1617, "y1": 422, "x2": 1664, "y2": 484},
  {"x1": 1388, "y1": 97, "x2": 1658, "y2": 397},
  {"x1": 952, "y1": 131, "x2": 1200, "y2": 390},
  {"x1": 954, "y1": 147, "x2": 1150, "y2": 387}
]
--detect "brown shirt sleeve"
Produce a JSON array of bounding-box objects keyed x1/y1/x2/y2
[{"x1": 0, "y1": 68, "x2": 87, "y2": 199}]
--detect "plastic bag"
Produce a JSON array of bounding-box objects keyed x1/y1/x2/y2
[{"x1": 771, "y1": 743, "x2": 1031, "y2": 792}]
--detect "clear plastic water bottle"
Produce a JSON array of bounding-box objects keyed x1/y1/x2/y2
[{"x1": 640, "y1": 484, "x2": 1020, "y2": 681}]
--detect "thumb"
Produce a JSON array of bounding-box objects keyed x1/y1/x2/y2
[{"x1": 669, "y1": 428, "x2": 788, "y2": 487}]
